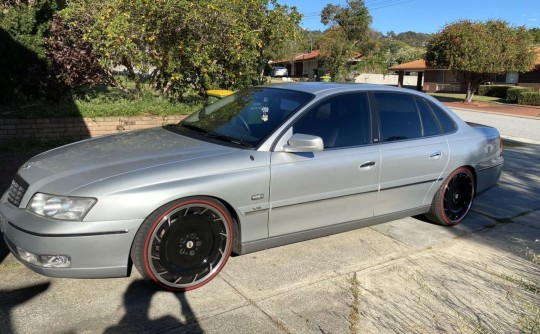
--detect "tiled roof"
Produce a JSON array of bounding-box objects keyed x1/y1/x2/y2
[
  {"x1": 294, "y1": 50, "x2": 320, "y2": 61},
  {"x1": 388, "y1": 59, "x2": 427, "y2": 71},
  {"x1": 270, "y1": 50, "x2": 320, "y2": 64},
  {"x1": 389, "y1": 48, "x2": 540, "y2": 71}
]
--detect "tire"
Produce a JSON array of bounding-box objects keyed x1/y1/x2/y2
[
  {"x1": 132, "y1": 197, "x2": 233, "y2": 291},
  {"x1": 426, "y1": 167, "x2": 475, "y2": 226}
]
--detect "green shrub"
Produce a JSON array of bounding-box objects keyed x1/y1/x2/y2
[
  {"x1": 518, "y1": 91, "x2": 540, "y2": 106},
  {"x1": 478, "y1": 85, "x2": 514, "y2": 98},
  {"x1": 506, "y1": 87, "x2": 533, "y2": 103},
  {"x1": 0, "y1": 1, "x2": 63, "y2": 103}
]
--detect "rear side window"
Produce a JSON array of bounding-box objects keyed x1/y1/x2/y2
[
  {"x1": 415, "y1": 97, "x2": 442, "y2": 137},
  {"x1": 425, "y1": 100, "x2": 457, "y2": 134},
  {"x1": 374, "y1": 93, "x2": 422, "y2": 142}
]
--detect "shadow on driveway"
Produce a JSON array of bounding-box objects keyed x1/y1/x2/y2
[
  {"x1": 0, "y1": 282, "x2": 50, "y2": 334},
  {"x1": 104, "y1": 280, "x2": 202, "y2": 333},
  {"x1": 0, "y1": 233, "x2": 9, "y2": 264}
]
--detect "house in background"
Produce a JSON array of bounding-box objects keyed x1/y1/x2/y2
[
  {"x1": 269, "y1": 50, "x2": 321, "y2": 78},
  {"x1": 494, "y1": 49, "x2": 540, "y2": 91},
  {"x1": 270, "y1": 50, "x2": 364, "y2": 79},
  {"x1": 388, "y1": 49, "x2": 540, "y2": 92},
  {"x1": 387, "y1": 59, "x2": 426, "y2": 91}
]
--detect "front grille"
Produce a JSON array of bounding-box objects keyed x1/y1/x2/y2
[{"x1": 7, "y1": 175, "x2": 28, "y2": 207}]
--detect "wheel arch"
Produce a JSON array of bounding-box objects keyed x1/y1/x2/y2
[
  {"x1": 129, "y1": 195, "x2": 237, "y2": 291},
  {"x1": 426, "y1": 164, "x2": 477, "y2": 226},
  {"x1": 128, "y1": 195, "x2": 243, "y2": 263},
  {"x1": 462, "y1": 164, "x2": 478, "y2": 197},
  {"x1": 209, "y1": 196, "x2": 242, "y2": 255}
]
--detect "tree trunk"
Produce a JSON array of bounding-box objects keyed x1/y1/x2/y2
[
  {"x1": 121, "y1": 57, "x2": 136, "y2": 81},
  {"x1": 465, "y1": 81, "x2": 474, "y2": 102}
]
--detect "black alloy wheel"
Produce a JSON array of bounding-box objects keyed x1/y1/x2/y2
[
  {"x1": 427, "y1": 167, "x2": 475, "y2": 226},
  {"x1": 132, "y1": 197, "x2": 233, "y2": 291}
]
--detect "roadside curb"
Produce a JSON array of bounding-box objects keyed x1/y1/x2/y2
[{"x1": 500, "y1": 135, "x2": 540, "y2": 145}]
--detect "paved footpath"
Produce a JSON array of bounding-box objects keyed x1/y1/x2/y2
[
  {"x1": 1, "y1": 105, "x2": 539, "y2": 333},
  {"x1": 442, "y1": 100, "x2": 540, "y2": 119}
]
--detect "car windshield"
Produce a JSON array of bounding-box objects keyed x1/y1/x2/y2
[{"x1": 180, "y1": 87, "x2": 313, "y2": 148}]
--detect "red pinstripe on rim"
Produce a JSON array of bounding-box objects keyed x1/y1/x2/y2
[{"x1": 142, "y1": 199, "x2": 233, "y2": 291}]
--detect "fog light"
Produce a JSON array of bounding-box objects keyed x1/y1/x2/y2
[{"x1": 17, "y1": 246, "x2": 71, "y2": 268}]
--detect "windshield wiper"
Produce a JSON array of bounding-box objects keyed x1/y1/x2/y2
[
  {"x1": 180, "y1": 123, "x2": 209, "y2": 134},
  {"x1": 206, "y1": 132, "x2": 253, "y2": 148}
]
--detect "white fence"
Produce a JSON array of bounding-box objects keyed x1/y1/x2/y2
[{"x1": 354, "y1": 73, "x2": 422, "y2": 87}]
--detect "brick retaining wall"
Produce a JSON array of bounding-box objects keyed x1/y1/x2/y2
[{"x1": 0, "y1": 115, "x2": 187, "y2": 142}]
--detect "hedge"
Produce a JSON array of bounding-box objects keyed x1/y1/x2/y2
[
  {"x1": 478, "y1": 85, "x2": 514, "y2": 98},
  {"x1": 506, "y1": 87, "x2": 533, "y2": 103},
  {"x1": 517, "y1": 91, "x2": 540, "y2": 106}
]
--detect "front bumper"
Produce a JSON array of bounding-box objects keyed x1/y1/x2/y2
[{"x1": 1, "y1": 192, "x2": 142, "y2": 278}]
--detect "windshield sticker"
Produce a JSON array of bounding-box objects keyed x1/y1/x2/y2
[{"x1": 261, "y1": 97, "x2": 269, "y2": 122}]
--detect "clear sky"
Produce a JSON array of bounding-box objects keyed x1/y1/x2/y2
[{"x1": 283, "y1": 0, "x2": 539, "y2": 33}]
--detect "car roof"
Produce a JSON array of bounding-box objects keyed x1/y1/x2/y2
[{"x1": 266, "y1": 82, "x2": 413, "y2": 95}]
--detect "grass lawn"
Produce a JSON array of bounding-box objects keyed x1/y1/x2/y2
[
  {"x1": 0, "y1": 84, "x2": 202, "y2": 119},
  {"x1": 429, "y1": 92, "x2": 506, "y2": 103}
]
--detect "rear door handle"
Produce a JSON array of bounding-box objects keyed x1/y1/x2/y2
[{"x1": 429, "y1": 151, "x2": 442, "y2": 159}]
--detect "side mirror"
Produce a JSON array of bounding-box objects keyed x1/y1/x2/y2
[{"x1": 283, "y1": 133, "x2": 324, "y2": 153}]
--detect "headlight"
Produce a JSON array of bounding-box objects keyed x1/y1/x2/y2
[{"x1": 27, "y1": 193, "x2": 97, "y2": 221}]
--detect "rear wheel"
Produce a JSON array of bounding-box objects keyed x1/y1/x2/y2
[
  {"x1": 427, "y1": 167, "x2": 475, "y2": 226},
  {"x1": 132, "y1": 197, "x2": 233, "y2": 291}
]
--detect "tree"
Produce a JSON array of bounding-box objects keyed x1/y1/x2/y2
[
  {"x1": 319, "y1": 0, "x2": 372, "y2": 81},
  {"x1": 356, "y1": 32, "x2": 425, "y2": 74},
  {"x1": 530, "y1": 28, "x2": 540, "y2": 45},
  {"x1": 60, "y1": 0, "x2": 301, "y2": 99},
  {"x1": 321, "y1": 0, "x2": 371, "y2": 41},
  {"x1": 425, "y1": 20, "x2": 536, "y2": 102},
  {"x1": 45, "y1": 15, "x2": 111, "y2": 100},
  {"x1": 394, "y1": 31, "x2": 431, "y2": 47},
  {"x1": 301, "y1": 29, "x2": 323, "y2": 52},
  {"x1": 0, "y1": 0, "x2": 64, "y2": 101},
  {"x1": 319, "y1": 28, "x2": 356, "y2": 80},
  {"x1": 380, "y1": 40, "x2": 424, "y2": 66}
]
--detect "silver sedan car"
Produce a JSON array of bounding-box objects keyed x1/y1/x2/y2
[{"x1": 0, "y1": 83, "x2": 503, "y2": 291}]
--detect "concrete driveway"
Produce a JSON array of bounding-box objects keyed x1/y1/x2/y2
[{"x1": 1, "y1": 140, "x2": 539, "y2": 334}]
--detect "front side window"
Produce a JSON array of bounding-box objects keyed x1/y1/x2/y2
[
  {"x1": 293, "y1": 93, "x2": 371, "y2": 149},
  {"x1": 180, "y1": 88, "x2": 313, "y2": 147},
  {"x1": 374, "y1": 93, "x2": 422, "y2": 142}
]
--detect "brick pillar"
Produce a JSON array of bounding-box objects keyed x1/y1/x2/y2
[{"x1": 416, "y1": 72, "x2": 424, "y2": 91}]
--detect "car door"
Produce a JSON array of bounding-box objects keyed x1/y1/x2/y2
[
  {"x1": 372, "y1": 92, "x2": 449, "y2": 216},
  {"x1": 268, "y1": 93, "x2": 380, "y2": 237}
]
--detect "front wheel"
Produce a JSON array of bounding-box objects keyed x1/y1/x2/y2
[
  {"x1": 426, "y1": 167, "x2": 475, "y2": 226},
  {"x1": 132, "y1": 197, "x2": 233, "y2": 291}
]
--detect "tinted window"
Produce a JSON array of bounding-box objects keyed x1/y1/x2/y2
[
  {"x1": 426, "y1": 100, "x2": 457, "y2": 134},
  {"x1": 181, "y1": 87, "x2": 313, "y2": 147},
  {"x1": 415, "y1": 97, "x2": 441, "y2": 137},
  {"x1": 374, "y1": 93, "x2": 421, "y2": 142},
  {"x1": 293, "y1": 93, "x2": 371, "y2": 149}
]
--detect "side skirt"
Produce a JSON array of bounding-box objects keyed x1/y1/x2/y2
[{"x1": 238, "y1": 205, "x2": 430, "y2": 255}]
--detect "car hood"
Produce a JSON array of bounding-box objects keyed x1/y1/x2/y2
[{"x1": 17, "y1": 127, "x2": 240, "y2": 196}]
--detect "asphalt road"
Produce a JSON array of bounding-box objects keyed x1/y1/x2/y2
[
  {"x1": 1, "y1": 111, "x2": 539, "y2": 333},
  {"x1": 452, "y1": 107, "x2": 540, "y2": 143}
]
